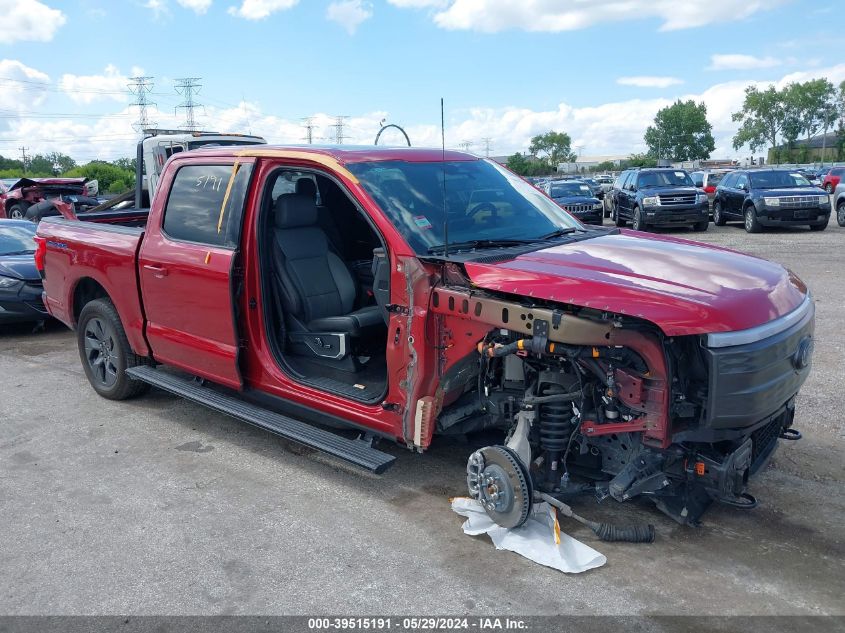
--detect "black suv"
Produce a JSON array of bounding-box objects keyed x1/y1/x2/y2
[
  {"x1": 611, "y1": 167, "x2": 708, "y2": 231},
  {"x1": 712, "y1": 169, "x2": 831, "y2": 233}
]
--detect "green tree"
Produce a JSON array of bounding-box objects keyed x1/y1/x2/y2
[
  {"x1": 113, "y1": 157, "x2": 137, "y2": 172},
  {"x1": 27, "y1": 153, "x2": 76, "y2": 176},
  {"x1": 506, "y1": 153, "x2": 531, "y2": 176},
  {"x1": 63, "y1": 161, "x2": 135, "y2": 192},
  {"x1": 732, "y1": 86, "x2": 786, "y2": 160},
  {"x1": 592, "y1": 160, "x2": 617, "y2": 173},
  {"x1": 529, "y1": 131, "x2": 576, "y2": 167},
  {"x1": 625, "y1": 153, "x2": 657, "y2": 168},
  {"x1": 0, "y1": 155, "x2": 24, "y2": 172},
  {"x1": 644, "y1": 99, "x2": 715, "y2": 161}
]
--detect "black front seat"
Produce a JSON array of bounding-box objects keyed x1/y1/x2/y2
[{"x1": 271, "y1": 193, "x2": 383, "y2": 364}]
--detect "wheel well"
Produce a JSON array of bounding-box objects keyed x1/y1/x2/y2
[{"x1": 72, "y1": 278, "x2": 110, "y2": 323}]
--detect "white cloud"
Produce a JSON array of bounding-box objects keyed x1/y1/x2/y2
[
  {"x1": 617, "y1": 76, "x2": 684, "y2": 88},
  {"x1": 177, "y1": 0, "x2": 212, "y2": 12},
  {"x1": 58, "y1": 65, "x2": 143, "y2": 104},
  {"x1": 327, "y1": 0, "x2": 372, "y2": 34},
  {"x1": 6, "y1": 64, "x2": 845, "y2": 166},
  {"x1": 0, "y1": 59, "x2": 50, "y2": 113},
  {"x1": 708, "y1": 54, "x2": 782, "y2": 71},
  {"x1": 387, "y1": 0, "x2": 785, "y2": 32},
  {"x1": 144, "y1": 0, "x2": 169, "y2": 19},
  {"x1": 0, "y1": 0, "x2": 66, "y2": 42},
  {"x1": 227, "y1": 0, "x2": 298, "y2": 20}
]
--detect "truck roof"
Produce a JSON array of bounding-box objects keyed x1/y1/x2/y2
[{"x1": 191, "y1": 144, "x2": 478, "y2": 164}]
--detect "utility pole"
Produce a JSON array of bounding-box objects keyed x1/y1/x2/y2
[
  {"x1": 302, "y1": 117, "x2": 316, "y2": 144},
  {"x1": 481, "y1": 137, "x2": 493, "y2": 157},
  {"x1": 174, "y1": 77, "x2": 203, "y2": 131},
  {"x1": 19, "y1": 146, "x2": 28, "y2": 174},
  {"x1": 458, "y1": 140, "x2": 473, "y2": 152},
  {"x1": 332, "y1": 116, "x2": 348, "y2": 144},
  {"x1": 128, "y1": 76, "x2": 156, "y2": 134}
]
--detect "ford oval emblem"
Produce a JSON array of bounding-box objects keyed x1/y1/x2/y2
[{"x1": 793, "y1": 337, "x2": 813, "y2": 369}]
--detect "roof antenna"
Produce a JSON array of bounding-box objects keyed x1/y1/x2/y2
[{"x1": 441, "y1": 97, "x2": 449, "y2": 259}]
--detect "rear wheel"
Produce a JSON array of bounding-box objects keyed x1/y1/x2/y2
[
  {"x1": 77, "y1": 298, "x2": 149, "y2": 400},
  {"x1": 713, "y1": 201, "x2": 727, "y2": 226},
  {"x1": 744, "y1": 205, "x2": 762, "y2": 233},
  {"x1": 837, "y1": 200, "x2": 845, "y2": 227},
  {"x1": 632, "y1": 207, "x2": 646, "y2": 231},
  {"x1": 613, "y1": 206, "x2": 626, "y2": 227},
  {"x1": 825, "y1": 183, "x2": 834, "y2": 194},
  {"x1": 7, "y1": 204, "x2": 26, "y2": 219}
]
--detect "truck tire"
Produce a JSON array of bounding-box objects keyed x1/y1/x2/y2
[
  {"x1": 712, "y1": 201, "x2": 727, "y2": 226},
  {"x1": 77, "y1": 298, "x2": 149, "y2": 400},
  {"x1": 632, "y1": 207, "x2": 646, "y2": 231},
  {"x1": 613, "y1": 206, "x2": 626, "y2": 227},
  {"x1": 744, "y1": 205, "x2": 762, "y2": 234},
  {"x1": 7, "y1": 203, "x2": 28, "y2": 220},
  {"x1": 825, "y1": 183, "x2": 834, "y2": 193}
]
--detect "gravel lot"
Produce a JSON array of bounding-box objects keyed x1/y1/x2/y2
[{"x1": 1, "y1": 220, "x2": 843, "y2": 616}]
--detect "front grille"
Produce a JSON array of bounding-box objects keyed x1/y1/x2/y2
[
  {"x1": 563, "y1": 204, "x2": 594, "y2": 214},
  {"x1": 658, "y1": 193, "x2": 696, "y2": 206},
  {"x1": 24, "y1": 281, "x2": 43, "y2": 291},
  {"x1": 778, "y1": 196, "x2": 818, "y2": 208}
]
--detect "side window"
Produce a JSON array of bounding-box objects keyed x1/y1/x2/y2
[
  {"x1": 720, "y1": 173, "x2": 735, "y2": 189},
  {"x1": 162, "y1": 164, "x2": 252, "y2": 247},
  {"x1": 735, "y1": 174, "x2": 748, "y2": 190},
  {"x1": 614, "y1": 172, "x2": 627, "y2": 189}
]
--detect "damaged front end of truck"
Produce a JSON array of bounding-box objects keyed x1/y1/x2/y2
[{"x1": 425, "y1": 268, "x2": 813, "y2": 529}]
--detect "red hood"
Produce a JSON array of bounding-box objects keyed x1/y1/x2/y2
[{"x1": 462, "y1": 230, "x2": 807, "y2": 336}]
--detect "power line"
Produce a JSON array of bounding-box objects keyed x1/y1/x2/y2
[
  {"x1": 128, "y1": 76, "x2": 156, "y2": 133},
  {"x1": 333, "y1": 115, "x2": 348, "y2": 144},
  {"x1": 18, "y1": 146, "x2": 29, "y2": 173},
  {"x1": 302, "y1": 117, "x2": 315, "y2": 144},
  {"x1": 174, "y1": 77, "x2": 203, "y2": 131}
]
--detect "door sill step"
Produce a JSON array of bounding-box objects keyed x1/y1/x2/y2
[{"x1": 126, "y1": 366, "x2": 396, "y2": 474}]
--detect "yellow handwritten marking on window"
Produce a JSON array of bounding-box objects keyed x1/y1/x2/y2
[
  {"x1": 205, "y1": 251, "x2": 211, "y2": 265},
  {"x1": 217, "y1": 161, "x2": 241, "y2": 235}
]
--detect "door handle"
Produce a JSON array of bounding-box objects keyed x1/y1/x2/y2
[{"x1": 143, "y1": 264, "x2": 169, "y2": 278}]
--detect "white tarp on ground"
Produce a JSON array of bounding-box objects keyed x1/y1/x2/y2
[{"x1": 451, "y1": 497, "x2": 606, "y2": 574}]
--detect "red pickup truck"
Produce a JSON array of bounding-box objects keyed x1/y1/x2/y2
[{"x1": 36, "y1": 146, "x2": 814, "y2": 529}]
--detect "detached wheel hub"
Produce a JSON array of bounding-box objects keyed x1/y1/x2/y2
[{"x1": 466, "y1": 446, "x2": 532, "y2": 529}]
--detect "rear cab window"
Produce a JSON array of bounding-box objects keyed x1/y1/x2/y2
[{"x1": 162, "y1": 163, "x2": 254, "y2": 247}]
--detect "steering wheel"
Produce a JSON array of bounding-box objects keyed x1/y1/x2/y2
[{"x1": 467, "y1": 202, "x2": 499, "y2": 220}]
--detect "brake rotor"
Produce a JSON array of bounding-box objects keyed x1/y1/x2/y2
[{"x1": 466, "y1": 445, "x2": 532, "y2": 529}]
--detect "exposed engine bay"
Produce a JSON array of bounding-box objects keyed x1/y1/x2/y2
[{"x1": 429, "y1": 282, "x2": 812, "y2": 532}]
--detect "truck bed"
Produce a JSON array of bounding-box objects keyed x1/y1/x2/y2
[{"x1": 37, "y1": 217, "x2": 150, "y2": 356}]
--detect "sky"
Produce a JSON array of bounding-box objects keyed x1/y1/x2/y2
[{"x1": 3, "y1": 0, "x2": 842, "y2": 163}]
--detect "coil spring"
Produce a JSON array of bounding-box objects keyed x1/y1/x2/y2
[{"x1": 539, "y1": 383, "x2": 575, "y2": 452}]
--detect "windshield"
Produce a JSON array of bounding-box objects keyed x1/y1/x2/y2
[
  {"x1": 347, "y1": 159, "x2": 581, "y2": 255},
  {"x1": 707, "y1": 172, "x2": 726, "y2": 186},
  {"x1": 550, "y1": 183, "x2": 592, "y2": 198},
  {"x1": 749, "y1": 171, "x2": 811, "y2": 189},
  {"x1": 637, "y1": 170, "x2": 694, "y2": 188},
  {"x1": 0, "y1": 223, "x2": 37, "y2": 255}
]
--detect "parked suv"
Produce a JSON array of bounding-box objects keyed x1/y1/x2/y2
[
  {"x1": 821, "y1": 167, "x2": 844, "y2": 193},
  {"x1": 542, "y1": 179, "x2": 603, "y2": 224},
  {"x1": 712, "y1": 169, "x2": 831, "y2": 232},
  {"x1": 611, "y1": 167, "x2": 708, "y2": 231}
]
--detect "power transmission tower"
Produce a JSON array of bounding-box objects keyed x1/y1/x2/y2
[
  {"x1": 333, "y1": 116, "x2": 349, "y2": 144},
  {"x1": 302, "y1": 117, "x2": 316, "y2": 144},
  {"x1": 19, "y1": 147, "x2": 29, "y2": 174},
  {"x1": 458, "y1": 140, "x2": 473, "y2": 152},
  {"x1": 128, "y1": 76, "x2": 156, "y2": 133},
  {"x1": 481, "y1": 137, "x2": 493, "y2": 157},
  {"x1": 174, "y1": 77, "x2": 203, "y2": 131}
]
